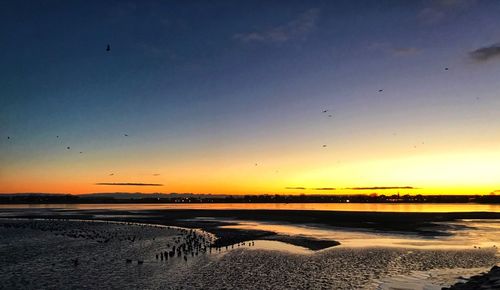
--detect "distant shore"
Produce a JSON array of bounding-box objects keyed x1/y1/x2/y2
[{"x1": 1, "y1": 192, "x2": 499, "y2": 204}]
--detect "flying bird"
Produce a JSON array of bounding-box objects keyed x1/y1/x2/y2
[
  {"x1": 109, "y1": 173, "x2": 114, "y2": 176},
  {"x1": 328, "y1": 114, "x2": 332, "y2": 118},
  {"x1": 378, "y1": 89, "x2": 384, "y2": 92},
  {"x1": 56, "y1": 136, "x2": 59, "y2": 138},
  {"x1": 79, "y1": 152, "x2": 83, "y2": 154},
  {"x1": 106, "y1": 44, "x2": 110, "y2": 51},
  {"x1": 7, "y1": 136, "x2": 10, "y2": 140},
  {"x1": 124, "y1": 134, "x2": 128, "y2": 137},
  {"x1": 322, "y1": 144, "x2": 327, "y2": 148},
  {"x1": 444, "y1": 67, "x2": 449, "y2": 71},
  {"x1": 322, "y1": 110, "x2": 328, "y2": 113},
  {"x1": 66, "y1": 146, "x2": 70, "y2": 150},
  {"x1": 153, "y1": 173, "x2": 160, "y2": 176}
]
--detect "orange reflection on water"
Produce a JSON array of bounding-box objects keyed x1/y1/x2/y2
[
  {"x1": 220, "y1": 219, "x2": 500, "y2": 250},
  {"x1": 1, "y1": 203, "x2": 499, "y2": 213}
]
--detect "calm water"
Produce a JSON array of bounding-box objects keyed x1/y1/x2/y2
[
  {"x1": 1, "y1": 202, "x2": 499, "y2": 212},
  {"x1": 219, "y1": 219, "x2": 500, "y2": 250}
]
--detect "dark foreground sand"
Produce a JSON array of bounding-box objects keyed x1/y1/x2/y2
[
  {"x1": 444, "y1": 265, "x2": 500, "y2": 290},
  {"x1": 2, "y1": 208, "x2": 500, "y2": 289},
  {"x1": 1, "y1": 218, "x2": 498, "y2": 290}
]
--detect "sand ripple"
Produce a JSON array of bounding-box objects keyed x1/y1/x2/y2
[{"x1": 0, "y1": 219, "x2": 498, "y2": 289}]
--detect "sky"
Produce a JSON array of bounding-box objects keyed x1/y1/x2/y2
[{"x1": 1, "y1": 0, "x2": 500, "y2": 195}]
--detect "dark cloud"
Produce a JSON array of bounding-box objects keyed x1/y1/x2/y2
[
  {"x1": 469, "y1": 43, "x2": 500, "y2": 62},
  {"x1": 285, "y1": 187, "x2": 307, "y2": 190},
  {"x1": 95, "y1": 182, "x2": 164, "y2": 186},
  {"x1": 234, "y1": 8, "x2": 320, "y2": 43},
  {"x1": 344, "y1": 186, "x2": 417, "y2": 190}
]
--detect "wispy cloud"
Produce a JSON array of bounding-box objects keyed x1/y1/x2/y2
[
  {"x1": 285, "y1": 186, "x2": 416, "y2": 191},
  {"x1": 469, "y1": 43, "x2": 500, "y2": 62},
  {"x1": 234, "y1": 8, "x2": 320, "y2": 43},
  {"x1": 418, "y1": 0, "x2": 476, "y2": 24},
  {"x1": 95, "y1": 182, "x2": 164, "y2": 186},
  {"x1": 369, "y1": 42, "x2": 421, "y2": 57},
  {"x1": 344, "y1": 186, "x2": 417, "y2": 190},
  {"x1": 392, "y1": 47, "x2": 421, "y2": 56}
]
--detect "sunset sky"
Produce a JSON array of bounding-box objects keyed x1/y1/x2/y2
[{"x1": 1, "y1": 0, "x2": 500, "y2": 195}]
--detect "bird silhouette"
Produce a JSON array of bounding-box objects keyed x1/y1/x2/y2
[
  {"x1": 56, "y1": 136, "x2": 59, "y2": 138},
  {"x1": 7, "y1": 136, "x2": 10, "y2": 140},
  {"x1": 322, "y1": 144, "x2": 327, "y2": 148},
  {"x1": 124, "y1": 134, "x2": 128, "y2": 137},
  {"x1": 322, "y1": 110, "x2": 328, "y2": 113},
  {"x1": 444, "y1": 67, "x2": 449, "y2": 71},
  {"x1": 328, "y1": 114, "x2": 332, "y2": 118},
  {"x1": 109, "y1": 173, "x2": 114, "y2": 176},
  {"x1": 378, "y1": 89, "x2": 384, "y2": 92},
  {"x1": 67, "y1": 146, "x2": 70, "y2": 150},
  {"x1": 79, "y1": 152, "x2": 83, "y2": 154},
  {"x1": 106, "y1": 44, "x2": 110, "y2": 51}
]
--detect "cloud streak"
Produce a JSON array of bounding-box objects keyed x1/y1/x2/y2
[
  {"x1": 469, "y1": 43, "x2": 500, "y2": 62},
  {"x1": 392, "y1": 47, "x2": 420, "y2": 56},
  {"x1": 285, "y1": 186, "x2": 417, "y2": 191},
  {"x1": 369, "y1": 42, "x2": 421, "y2": 57},
  {"x1": 344, "y1": 186, "x2": 417, "y2": 190},
  {"x1": 95, "y1": 182, "x2": 164, "y2": 186},
  {"x1": 234, "y1": 8, "x2": 319, "y2": 43}
]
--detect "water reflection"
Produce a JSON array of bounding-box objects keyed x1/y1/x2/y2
[
  {"x1": 1, "y1": 202, "x2": 499, "y2": 212},
  {"x1": 220, "y1": 219, "x2": 500, "y2": 250},
  {"x1": 248, "y1": 240, "x2": 312, "y2": 254}
]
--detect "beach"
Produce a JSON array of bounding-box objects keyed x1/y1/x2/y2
[{"x1": 1, "y1": 207, "x2": 499, "y2": 289}]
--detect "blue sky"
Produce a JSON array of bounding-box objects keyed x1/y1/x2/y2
[{"x1": 1, "y1": 0, "x2": 500, "y2": 194}]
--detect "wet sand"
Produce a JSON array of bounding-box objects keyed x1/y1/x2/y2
[
  {"x1": 1, "y1": 219, "x2": 498, "y2": 289},
  {"x1": 1, "y1": 208, "x2": 500, "y2": 289}
]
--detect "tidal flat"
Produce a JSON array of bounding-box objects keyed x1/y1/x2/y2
[{"x1": 1, "y1": 215, "x2": 499, "y2": 289}]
